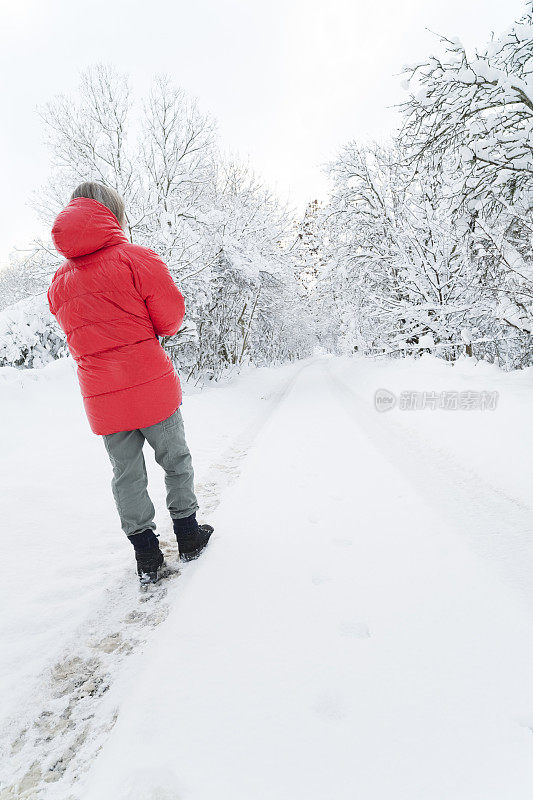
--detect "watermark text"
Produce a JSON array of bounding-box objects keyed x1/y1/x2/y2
[{"x1": 374, "y1": 388, "x2": 498, "y2": 412}]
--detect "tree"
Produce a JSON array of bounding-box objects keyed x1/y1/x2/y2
[
  {"x1": 400, "y1": 3, "x2": 533, "y2": 344},
  {"x1": 322, "y1": 141, "x2": 492, "y2": 359}
]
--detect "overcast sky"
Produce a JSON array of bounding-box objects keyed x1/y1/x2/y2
[{"x1": 0, "y1": 0, "x2": 525, "y2": 269}]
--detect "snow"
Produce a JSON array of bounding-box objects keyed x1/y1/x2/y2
[
  {"x1": 1, "y1": 355, "x2": 533, "y2": 798},
  {"x1": 0, "y1": 293, "x2": 66, "y2": 368}
]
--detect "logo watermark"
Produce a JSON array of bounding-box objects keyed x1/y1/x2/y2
[
  {"x1": 374, "y1": 388, "x2": 499, "y2": 412},
  {"x1": 374, "y1": 388, "x2": 397, "y2": 412}
]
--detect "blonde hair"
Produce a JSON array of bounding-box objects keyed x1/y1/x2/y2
[{"x1": 71, "y1": 182, "x2": 125, "y2": 228}]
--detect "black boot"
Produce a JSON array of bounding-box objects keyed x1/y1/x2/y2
[
  {"x1": 129, "y1": 529, "x2": 164, "y2": 584},
  {"x1": 173, "y1": 514, "x2": 214, "y2": 562}
]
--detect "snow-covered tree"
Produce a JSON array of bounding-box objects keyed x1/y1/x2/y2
[
  {"x1": 293, "y1": 200, "x2": 324, "y2": 295},
  {"x1": 0, "y1": 294, "x2": 67, "y2": 368},
  {"x1": 400, "y1": 2, "x2": 533, "y2": 346},
  {"x1": 35, "y1": 65, "x2": 137, "y2": 227},
  {"x1": 401, "y1": 5, "x2": 533, "y2": 212},
  {"x1": 322, "y1": 142, "x2": 497, "y2": 359},
  {"x1": 0, "y1": 245, "x2": 58, "y2": 311}
]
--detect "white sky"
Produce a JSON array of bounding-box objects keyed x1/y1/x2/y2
[{"x1": 0, "y1": 0, "x2": 525, "y2": 269}]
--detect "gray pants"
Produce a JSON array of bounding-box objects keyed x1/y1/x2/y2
[{"x1": 103, "y1": 410, "x2": 199, "y2": 537}]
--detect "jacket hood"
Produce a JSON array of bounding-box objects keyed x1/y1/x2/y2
[{"x1": 51, "y1": 197, "x2": 128, "y2": 259}]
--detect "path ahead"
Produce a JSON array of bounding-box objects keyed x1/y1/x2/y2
[{"x1": 2, "y1": 356, "x2": 533, "y2": 799}]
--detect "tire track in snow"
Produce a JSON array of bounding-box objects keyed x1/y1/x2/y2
[
  {"x1": 323, "y1": 358, "x2": 533, "y2": 609},
  {"x1": 0, "y1": 360, "x2": 312, "y2": 800},
  {"x1": 193, "y1": 358, "x2": 313, "y2": 516}
]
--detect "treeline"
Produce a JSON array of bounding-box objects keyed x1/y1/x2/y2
[
  {"x1": 0, "y1": 67, "x2": 314, "y2": 376},
  {"x1": 2, "y1": 2, "x2": 533, "y2": 373},
  {"x1": 312, "y1": 2, "x2": 533, "y2": 369}
]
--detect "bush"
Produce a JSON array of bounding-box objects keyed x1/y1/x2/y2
[{"x1": 0, "y1": 294, "x2": 68, "y2": 368}]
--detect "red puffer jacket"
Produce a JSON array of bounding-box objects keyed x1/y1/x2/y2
[{"x1": 48, "y1": 197, "x2": 185, "y2": 435}]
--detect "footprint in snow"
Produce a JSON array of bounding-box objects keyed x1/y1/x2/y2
[
  {"x1": 313, "y1": 691, "x2": 348, "y2": 722},
  {"x1": 311, "y1": 571, "x2": 330, "y2": 585},
  {"x1": 331, "y1": 535, "x2": 353, "y2": 548},
  {"x1": 339, "y1": 619, "x2": 371, "y2": 639}
]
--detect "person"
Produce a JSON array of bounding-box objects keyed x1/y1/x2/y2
[{"x1": 47, "y1": 182, "x2": 213, "y2": 583}]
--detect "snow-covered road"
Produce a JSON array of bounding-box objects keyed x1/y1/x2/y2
[{"x1": 2, "y1": 355, "x2": 533, "y2": 799}]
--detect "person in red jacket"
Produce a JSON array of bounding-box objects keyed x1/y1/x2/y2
[{"x1": 48, "y1": 182, "x2": 213, "y2": 583}]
